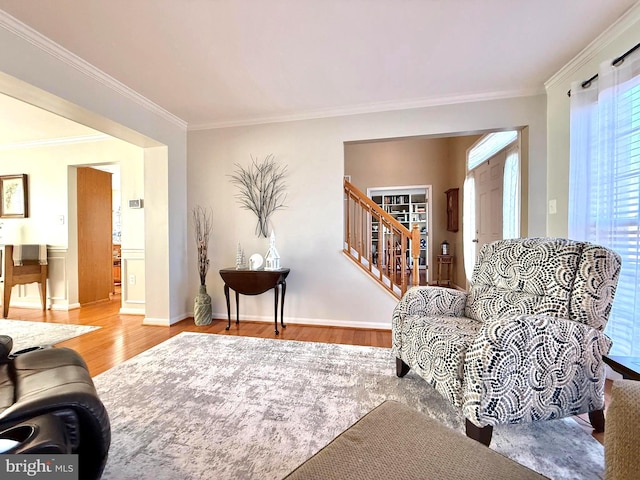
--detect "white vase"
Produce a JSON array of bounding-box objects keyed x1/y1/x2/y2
[{"x1": 194, "y1": 284, "x2": 212, "y2": 326}]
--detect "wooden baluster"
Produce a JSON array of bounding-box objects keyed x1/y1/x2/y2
[{"x1": 400, "y1": 233, "x2": 408, "y2": 296}]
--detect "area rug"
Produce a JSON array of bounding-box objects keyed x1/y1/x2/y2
[
  {"x1": 0, "y1": 319, "x2": 100, "y2": 353},
  {"x1": 94, "y1": 333, "x2": 604, "y2": 480}
]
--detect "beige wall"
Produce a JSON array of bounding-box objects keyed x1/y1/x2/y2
[
  {"x1": 345, "y1": 137, "x2": 450, "y2": 193},
  {"x1": 545, "y1": 7, "x2": 640, "y2": 237},
  {"x1": 445, "y1": 135, "x2": 482, "y2": 286},
  {"x1": 344, "y1": 135, "x2": 481, "y2": 286},
  {"x1": 189, "y1": 94, "x2": 547, "y2": 329}
]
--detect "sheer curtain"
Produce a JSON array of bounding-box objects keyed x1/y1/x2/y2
[
  {"x1": 502, "y1": 144, "x2": 520, "y2": 239},
  {"x1": 568, "y1": 51, "x2": 640, "y2": 356},
  {"x1": 462, "y1": 175, "x2": 476, "y2": 281}
]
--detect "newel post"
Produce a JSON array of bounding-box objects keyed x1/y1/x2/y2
[{"x1": 411, "y1": 224, "x2": 420, "y2": 286}]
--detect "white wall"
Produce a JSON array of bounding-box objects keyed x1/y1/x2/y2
[
  {"x1": 0, "y1": 19, "x2": 188, "y2": 324},
  {"x1": 188, "y1": 95, "x2": 547, "y2": 328},
  {"x1": 545, "y1": 6, "x2": 640, "y2": 237}
]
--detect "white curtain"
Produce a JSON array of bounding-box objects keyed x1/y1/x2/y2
[
  {"x1": 569, "y1": 51, "x2": 640, "y2": 356},
  {"x1": 503, "y1": 144, "x2": 520, "y2": 239},
  {"x1": 463, "y1": 175, "x2": 476, "y2": 281}
]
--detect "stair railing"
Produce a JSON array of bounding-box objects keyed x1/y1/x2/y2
[{"x1": 343, "y1": 179, "x2": 421, "y2": 299}]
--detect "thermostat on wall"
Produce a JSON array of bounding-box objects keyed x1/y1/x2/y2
[{"x1": 128, "y1": 199, "x2": 144, "y2": 209}]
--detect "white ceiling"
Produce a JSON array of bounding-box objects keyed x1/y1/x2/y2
[
  {"x1": 0, "y1": 0, "x2": 638, "y2": 140},
  {"x1": 0, "y1": 93, "x2": 103, "y2": 148}
]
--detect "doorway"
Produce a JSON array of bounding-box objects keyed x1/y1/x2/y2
[
  {"x1": 463, "y1": 131, "x2": 521, "y2": 281},
  {"x1": 344, "y1": 134, "x2": 482, "y2": 287}
]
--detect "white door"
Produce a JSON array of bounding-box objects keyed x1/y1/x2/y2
[{"x1": 474, "y1": 150, "x2": 506, "y2": 255}]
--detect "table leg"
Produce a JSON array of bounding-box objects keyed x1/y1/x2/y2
[
  {"x1": 274, "y1": 285, "x2": 280, "y2": 335},
  {"x1": 280, "y1": 280, "x2": 287, "y2": 330},
  {"x1": 224, "y1": 285, "x2": 231, "y2": 330},
  {"x1": 235, "y1": 290, "x2": 240, "y2": 325}
]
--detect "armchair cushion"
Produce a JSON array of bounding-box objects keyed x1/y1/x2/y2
[{"x1": 465, "y1": 238, "x2": 583, "y2": 323}]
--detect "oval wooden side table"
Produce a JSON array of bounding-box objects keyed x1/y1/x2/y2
[{"x1": 219, "y1": 268, "x2": 290, "y2": 335}]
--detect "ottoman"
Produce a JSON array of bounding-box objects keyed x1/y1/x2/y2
[{"x1": 284, "y1": 400, "x2": 547, "y2": 480}]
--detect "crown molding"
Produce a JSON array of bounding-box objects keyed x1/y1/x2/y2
[
  {"x1": 188, "y1": 87, "x2": 545, "y2": 131},
  {"x1": 545, "y1": 2, "x2": 640, "y2": 90},
  {"x1": 0, "y1": 133, "x2": 111, "y2": 151},
  {"x1": 0, "y1": 10, "x2": 187, "y2": 130}
]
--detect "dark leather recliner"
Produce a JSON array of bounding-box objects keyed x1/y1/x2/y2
[{"x1": 0, "y1": 335, "x2": 110, "y2": 479}]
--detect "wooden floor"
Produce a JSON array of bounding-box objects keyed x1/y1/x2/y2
[
  {"x1": 6, "y1": 289, "x2": 607, "y2": 445},
  {"x1": 6, "y1": 289, "x2": 391, "y2": 377}
]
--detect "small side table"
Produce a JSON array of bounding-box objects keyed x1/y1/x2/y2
[
  {"x1": 437, "y1": 255, "x2": 453, "y2": 287},
  {"x1": 603, "y1": 355, "x2": 640, "y2": 380},
  {"x1": 219, "y1": 268, "x2": 290, "y2": 335}
]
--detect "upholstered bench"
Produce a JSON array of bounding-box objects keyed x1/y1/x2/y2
[{"x1": 284, "y1": 400, "x2": 546, "y2": 480}]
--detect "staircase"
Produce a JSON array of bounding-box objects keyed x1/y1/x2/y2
[{"x1": 343, "y1": 179, "x2": 421, "y2": 299}]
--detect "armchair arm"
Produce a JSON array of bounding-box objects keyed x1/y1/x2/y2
[
  {"x1": 392, "y1": 286, "x2": 467, "y2": 321},
  {"x1": 462, "y1": 313, "x2": 611, "y2": 427},
  {"x1": 392, "y1": 286, "x2": 468, "y2": 359}
]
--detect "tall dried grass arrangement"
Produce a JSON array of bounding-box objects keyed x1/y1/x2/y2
[
  {"x1": 229, "y1": 154, "x2": 288, "y2": 237},
  {"x1": 192, "y1": 205, "x2": 213, "y2": 285}
]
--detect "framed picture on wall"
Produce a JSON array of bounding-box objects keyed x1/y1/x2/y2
[{"x1": 0, "y1": 174, "x2": 28, "y2": 218}]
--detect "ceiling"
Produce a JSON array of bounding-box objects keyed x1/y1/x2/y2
[
  {"x1": 0, "y1": 0, "x2": 638, "y2": 142},
  {"x1": 0, "y1": 93, "x2": 104, "y2": 148}
]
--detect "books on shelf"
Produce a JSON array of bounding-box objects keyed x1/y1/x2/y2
[{"x1": 383, "y1": 195, "x2": 410, "y2": 205}]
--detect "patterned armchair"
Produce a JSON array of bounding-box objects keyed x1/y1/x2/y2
[{"x1": 392, "y1": 237, "x2": 621, "y2": 446}]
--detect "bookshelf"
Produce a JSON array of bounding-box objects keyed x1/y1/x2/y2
[{"x1": 368, "y1": 186, "x2": 432, "y2": 276}]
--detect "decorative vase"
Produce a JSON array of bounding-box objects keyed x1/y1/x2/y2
[{"x1": 194, "y1": 284, "x2": 212, "y2": 326}]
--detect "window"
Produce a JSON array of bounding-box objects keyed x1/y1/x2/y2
[
  {"x1": 569, "y1": 52, "x2": 640, "y2": 356},
  {"x1": 467, "y1": 130, "x2": 518, "y2": 171}
]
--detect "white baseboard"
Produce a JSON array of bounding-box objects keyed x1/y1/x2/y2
[
  {"x1": 211, "y1": 311, "x2": 391, "y2": 331},
  {"x1": 120, "y1": 307, "x2": 145, "y2": 316},
  {"x1": 142, "y1": 317, "x2": 170, "y2": 326},
  {"x1": 50, "y1": 303, "x2": 81, "y2": 311},
  {"x1": 142, "y1": 313, "x2": 190, "y2": 326}
]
